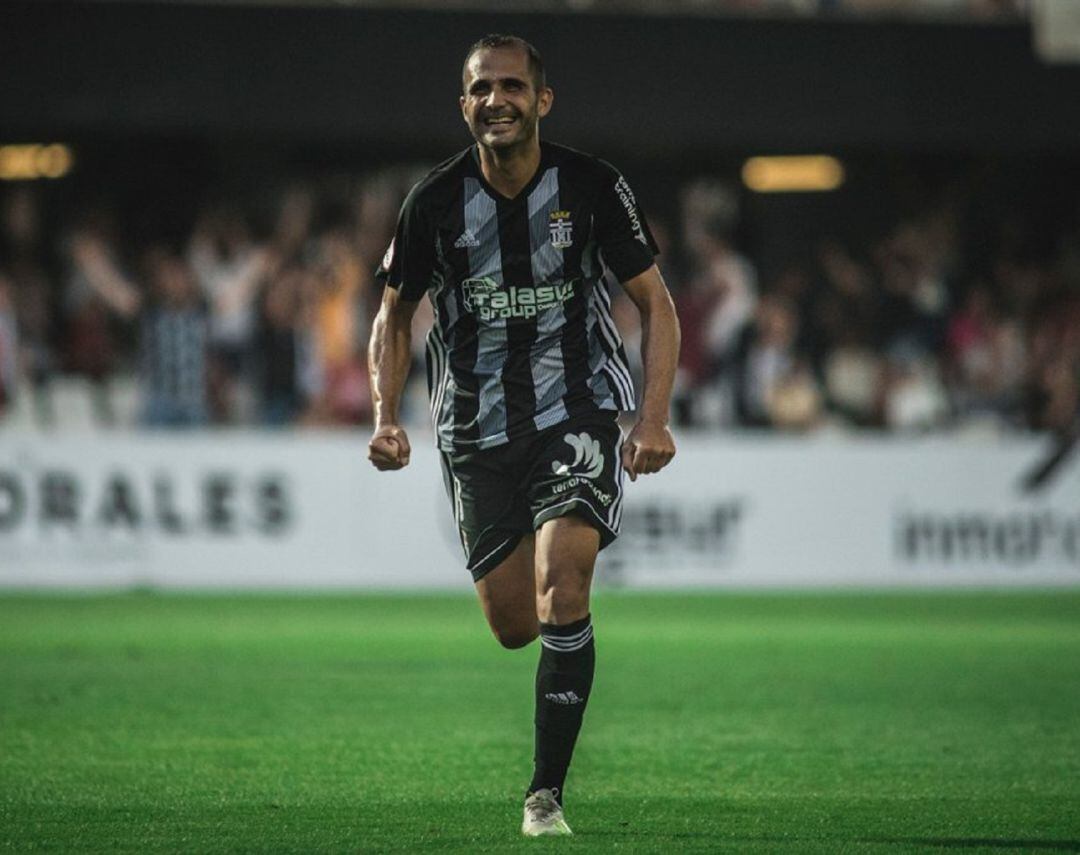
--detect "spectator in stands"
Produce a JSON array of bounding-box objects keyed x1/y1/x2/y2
[
  {"x1": 298, "y1": 226, "x2": 371, "y2": 425},
  {"x1": 1024, "y1": 291, "x2": 1080, "y2": 433},
  {"x1": 685, "y1": 181, "x2": 759, "y2": 366},
  {"x1": 809, "y1": 242, "x2": 886, "y2": 426},
  {"x1": 63, "y1": 212, "x2": 141, "y2": 425},
  {"x1": 874, "y1": 219, "x2": 950, "y2": 359},
  {"x1": 882, "y1": 350, "x2": 950, "y2": 430},
  {"x1": 674, "y1": 179, "x2": 758, "y2": 425},
  {"x1": 945, "y1": 283, "x2": 1025, "y2": 425},
  {"x1": 1, "y1": 187, "x2": 55, "y2": 424},
  {"x1": 732, "y1": 293, "x2": 822, "y2": 429},
  {"x1": 273, "y1": 185, "x2": 316, "y2": 266},
  {"x1": 832, "y1": 0, "x2": 1026, "y2": 18},
  {"x1": 352, "y1": 174, "x2": 403, "y2": 279},
  {"x1": 187, "y1": 205, "x2": 279, "y2": 424},
  {"x1": 0, "y1": 271, "x2": 16, "y2": 416},
  {"x1": 138, "y1": 249, "x2": 209, "y2": 428},
  {"x1": 63, "y1": 229, "x2": 210, "y2": 427},
  {"x1": 255, "y1": 266, "x2": 308, "y2": 427}
]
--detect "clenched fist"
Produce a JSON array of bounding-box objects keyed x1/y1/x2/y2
[
  {"x1": 620, "y1": 419, "x2": 676, "y2": 482},
  {"x1": 368, "y1": 424, "x2": 412, "y2": 471}
]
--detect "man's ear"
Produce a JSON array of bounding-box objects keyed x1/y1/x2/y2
[{"x1": 537, "y1": 87, "x2": 554, "y2": 119}]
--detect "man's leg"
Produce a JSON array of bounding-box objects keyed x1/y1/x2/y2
[
  {"x1": 474, "y1": 535, "x2": 538, "y2": 649},
  {"x1": 529, "y1": 515, "x2": 599, "y2": 807}
]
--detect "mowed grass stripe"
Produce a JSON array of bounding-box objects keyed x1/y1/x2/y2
[{"x1": 1, "y1": 592, "x2": 1078, "y2": 853}]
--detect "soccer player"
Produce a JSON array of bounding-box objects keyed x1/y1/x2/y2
[{"x1": 367, "y1": 34, "x2": 679, "y2": 837}]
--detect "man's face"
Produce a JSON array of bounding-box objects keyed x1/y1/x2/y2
[{"x1": 460, "y1": 47, "x2": 552, "y2": 152}]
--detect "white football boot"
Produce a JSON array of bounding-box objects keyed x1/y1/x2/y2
[{"x1": 522, "y1": 788, "x2": 573, "y2": 837}]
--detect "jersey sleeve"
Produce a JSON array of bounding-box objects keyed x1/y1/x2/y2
[
  {"x1": 378, "y1": 183, "x2": 438, "y2": 301},
  {"x1": 593, "y1": 161, "x2": 659, "y2": 283}
]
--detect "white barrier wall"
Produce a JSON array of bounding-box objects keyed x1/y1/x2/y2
[{"x1": 1, "y1": 431, "x2": 1078, "y2": 589}]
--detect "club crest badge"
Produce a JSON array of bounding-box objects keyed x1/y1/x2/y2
[{"x1": 548, "y1": 210, "x2": 573, "y2": 249}]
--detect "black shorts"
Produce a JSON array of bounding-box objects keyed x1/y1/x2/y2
[{"x1": 439, "y1": 412, "x2": 625, "y2": 581}]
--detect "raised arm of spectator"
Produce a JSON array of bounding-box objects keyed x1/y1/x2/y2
[
  {"x1": 219, "y1": 249, "x2": 280, "y2": 316},
  {"x1": 71, "y1": 233, "x2": 141, "y2": 318},
  {"x1": 188, "y1": 227, "x2": 280, "y2": 316}
]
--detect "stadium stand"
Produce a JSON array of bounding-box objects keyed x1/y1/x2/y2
[{"x1": 1, "y1": 154, "x2": 1076, "y2": 434}]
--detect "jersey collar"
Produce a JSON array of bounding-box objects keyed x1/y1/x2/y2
[{"x1": 469, "y1": 142, "x2": 549, "y2": 203}]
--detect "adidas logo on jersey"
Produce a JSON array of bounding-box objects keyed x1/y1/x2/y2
[{"x1": 454, "y1": 229, "x2": 481, "y2": 249}]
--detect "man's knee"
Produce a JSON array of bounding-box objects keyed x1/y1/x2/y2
[
  {"x1": 536, "y1": 574, "x2": 591, "y2": 625},
  {"x1": 535, "y1": 516, "x2": 597, "y2": 624},
  {"x1": 492, "y1": 623, "x2": 539, "y2": 650}
]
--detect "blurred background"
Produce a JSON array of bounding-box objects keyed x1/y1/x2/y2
[{"x1": 1, "y1": 0, "x2": 1079, "y2": 588}]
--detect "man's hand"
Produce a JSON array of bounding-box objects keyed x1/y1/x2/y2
[
  {"x1": 620, "y1": 419, "x2": 676, "y2": 482},
  {"x1": 368, "y1": 425, "x2": 412, "y2": 471}
]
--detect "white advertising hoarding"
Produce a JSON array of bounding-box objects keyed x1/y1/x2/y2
[
  {"x1": 0, "y1": 432, "x2": 463, "y2": 589},
  {"x1": 599, "y1": 435, "x2": 1080, "y2": 588},
  {"x1": 1, "y1": 431, "x2": 1077, "y2": 589}
]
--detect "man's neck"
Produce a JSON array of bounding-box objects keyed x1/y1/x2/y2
[{"x1": 477, "y1": 140, "x2": 542, "y2": 199}]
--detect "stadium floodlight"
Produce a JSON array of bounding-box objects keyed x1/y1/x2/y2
[
  {"x1": 741, "y1": 155, "x2": 844, "y2": 194},
  {"x1": 0, "y1": 144, "x2": 74, "y2": 181}
]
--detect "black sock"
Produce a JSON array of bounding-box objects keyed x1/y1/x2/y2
[{"x1": 529, "y1": 614, "x2": 595, "y2": 803}]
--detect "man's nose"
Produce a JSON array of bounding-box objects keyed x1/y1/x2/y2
[{"x1": 484, "y1": 87, "x2": 506, "y2": 108}]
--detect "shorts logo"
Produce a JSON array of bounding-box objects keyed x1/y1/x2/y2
[
  {"x1": 552, "y1": 432, "x2": 604, "y2": 480},
  {"x1": 549, "y1": 210, "x2": 573, "y2": 249}
]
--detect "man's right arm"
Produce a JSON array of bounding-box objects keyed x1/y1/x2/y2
[{"x1": 367, "y1": 286, "x2": 420, "y2": 470}]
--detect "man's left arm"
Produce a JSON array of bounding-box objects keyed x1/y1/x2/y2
[{"x1": 620, "y1": 263, "x2": 681, "y2": 481}]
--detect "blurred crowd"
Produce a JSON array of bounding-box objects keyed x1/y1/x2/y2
[
  {"x1": 1, "y1": 163, "x2": 1077, "y2": 435},
  {"x1": 0, "y1": 173, "x2": 420, "y2": 430},
  {"x1": 458, "y1": 0, "x2": 1030, "y2": 20},
  {"x1": 708, "y1": 0, "x2": 1029, "y2": 17},
  {"x1": 662, "y1": 180, "x2": 1078, "y2": 434}
]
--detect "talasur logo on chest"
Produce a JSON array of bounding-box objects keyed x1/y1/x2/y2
[
  {"x1": 461, "y1": 276, "x2": 576, "y2": 321},
  {"x1": 549, "y1": 210, "x2": 573, "y2": 249}
]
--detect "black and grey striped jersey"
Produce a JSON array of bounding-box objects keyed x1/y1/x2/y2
[{"x1": 380, "y1": 141, "x2": 658, "y2": 453}]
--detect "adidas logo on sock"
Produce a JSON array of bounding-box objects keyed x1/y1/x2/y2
[
  {"x1": 544, "y1": 691, "x2": 584, "y2": 705},
  {"x1": 454, "y1": 229, "x2": 480, "y2": 249}
]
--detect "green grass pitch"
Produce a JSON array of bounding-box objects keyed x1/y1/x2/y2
[{"x1": 2, "y1": 592, "x2": 1079, "y2": 853}]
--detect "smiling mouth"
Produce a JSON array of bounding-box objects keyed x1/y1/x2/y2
[{"x1": 484, "y1": 116, "x2": 517, "y2": 128}]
